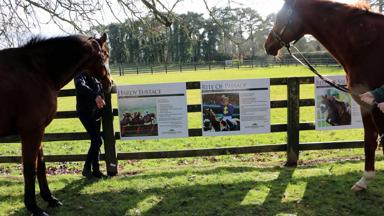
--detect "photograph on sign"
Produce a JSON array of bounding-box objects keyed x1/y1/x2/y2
[
  {"x1": 315, "y1": 75, "x2": 362, "y2": 130},
  {"x1": 203, "y1": 93, "x2": 241, "y2": 132},
  {"x1": 119, "y1": 98, "x2": 158, "y2": 137},
  {"x1": 201, "y1": 79, "x2": 270, "y2": 136},
  {"x1": 117, "y1": 83, "x2": 188, "y2": 140}
]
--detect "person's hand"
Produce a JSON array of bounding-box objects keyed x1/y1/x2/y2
[
  {"x1": 359, "y1": 91, "x2": 375, "y2": 105},
  {"x1": 378, "y1": 102, "x2": 384, "y2": 113},
  {"x1": 95, "y1": 96, "x2": 105, "y2": 109}
]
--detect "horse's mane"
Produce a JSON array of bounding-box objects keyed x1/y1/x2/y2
[
  {"x1": 21, "y1": 35, "x2": 87, "y2": 49},
  {"x1": 351, "y1": 0, "x2": 371, "y2": 11},
  {"x1": 316, "y1": 0, "x2": 382, "y2": 18}
]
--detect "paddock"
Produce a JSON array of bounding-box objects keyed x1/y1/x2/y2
[{"x1": 0, "y1": 68, "x2": 383, "y2": 215}]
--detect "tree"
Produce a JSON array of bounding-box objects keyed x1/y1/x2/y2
[
  {"x1": 0, "y1": 0, "x2": 179, "y2": 47},
  {"x1": 370, "y1": 0, "x2": 384, "y2": 13},
  {"x1": 107, "y1": 24, "x2": 127, "y2": 64}
]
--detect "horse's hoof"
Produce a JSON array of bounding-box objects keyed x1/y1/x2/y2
[
  {"x1": 351, "y1": 183, "x2": 366, "y2": 192},
  {"x1": 47, "y1": 197, "x2": 62, "y2": 208}
]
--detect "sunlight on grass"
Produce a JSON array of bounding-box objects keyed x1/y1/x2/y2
[
  {"x1": 126, "y1": 195, "x2": 163, "y2": 216},
  {"x1": 241, "y1": 185, "x2": 271, "y2": 205},
  {"x1": 282, "y1": 181, "x2": 308, "y2": 203}
]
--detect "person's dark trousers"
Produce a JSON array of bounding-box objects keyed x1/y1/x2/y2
[{"x1": 78, "y1": 111, "x2": 103, "y2": 172}]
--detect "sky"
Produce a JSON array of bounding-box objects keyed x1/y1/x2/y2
[{"x1": 34, "y1": 0, "x2": 357, "y2": 36}]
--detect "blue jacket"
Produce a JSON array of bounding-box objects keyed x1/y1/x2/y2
[
  {"x1": 74, "y1": 73, "x2": 104, "y2": 116},
  {"x1": 221, "y1": 103, "x2": 234, "y2": 117}
]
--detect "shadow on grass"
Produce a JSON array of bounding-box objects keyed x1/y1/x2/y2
[{"x1": 3, "y1": 165, "x2": 384, "y2": 216}]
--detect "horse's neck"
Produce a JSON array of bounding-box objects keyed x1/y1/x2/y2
[
  {"x1": 300, "y1": 1, "x2": 382, "y2": 67},
  {"x1": 301, "y1": 3, "x2": 353, "y2": 65},
  {"x1": 27, "y1": 45, "x2": 87, "y2": 91}
]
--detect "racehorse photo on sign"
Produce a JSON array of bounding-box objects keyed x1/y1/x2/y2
[
  {"x1": 117, "y1": 83, "x2": 188, "y2": 140},
  {"x1": 119, "y1": 98, "x2": 158, "y2": 137},
  {"x1": 315, "y1": 76, "x2": 363, "y2": 130},
  {"x1": 202, "y1": 93, "x2": 241, "y2": 132}
]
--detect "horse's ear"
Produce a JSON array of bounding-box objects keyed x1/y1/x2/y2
[
  {"x1": 90, "y1": 39, "x2": 101, "y2": 52},
  {"x1": 99, "y1": 33, "x2": 107, "y2": 45}
]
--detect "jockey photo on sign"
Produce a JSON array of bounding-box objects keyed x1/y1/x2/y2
[{"x1": 202, "y1": 93, "x2": 240, "y2": 132}]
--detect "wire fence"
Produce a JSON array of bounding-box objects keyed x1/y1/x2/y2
[{"x1": 110, "y1": 57, "x2": 340, "y2": 75}]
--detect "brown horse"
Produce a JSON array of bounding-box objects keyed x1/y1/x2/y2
[
  {"x1": 321, "y1": 95, "x2": 351, "y2": 126},
  {"x1": 203, "y1": 108, "x2": 222, "y2": 132},
  {"x1": 0, "y1": 33, "x2": 112, "y2": 215},
  {"x1": 265, "y1": 0, "x2": 384, "y2": 191}
]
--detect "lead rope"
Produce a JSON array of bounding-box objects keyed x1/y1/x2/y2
[{"x1": 286, "y1": 45, "x2": 352, "y2": 94}]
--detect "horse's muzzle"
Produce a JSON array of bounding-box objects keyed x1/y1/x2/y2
[{"x1": 264, "y1": 34, "x2": 282, "y2": 56}]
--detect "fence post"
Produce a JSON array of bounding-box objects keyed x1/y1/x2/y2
[
  {"x1": 286, "y1": 77, "x2": 300, "y2": 166},
  {"x1": 102, "y1": 89, "x2": 118, "y2": 176}
]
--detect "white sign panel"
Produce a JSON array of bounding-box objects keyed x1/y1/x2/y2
[
  {"x1": 117, "y1": 83, "x2": 188, "y2": 140},
  {"x1": 315, "y1": 75, "x2": 363, "y2": 130},
  {"x1": 201, "y1": 79, "x2": 270, "y2": 136}
]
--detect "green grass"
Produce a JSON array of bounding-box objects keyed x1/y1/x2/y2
[
  {"x1": 2, "y1": 66, "x2": 383, "y2": 216},
  {"x1": 1, "y1": 159, "x2": 384, "y2": 216}
]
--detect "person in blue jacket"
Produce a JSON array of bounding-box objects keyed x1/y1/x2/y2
[
  {"x1": 75, "y1": 73, "x2": 106, "y2": 179},
  {"x1": 220, "y1": 95, "x2": 234, "y2": 120}
]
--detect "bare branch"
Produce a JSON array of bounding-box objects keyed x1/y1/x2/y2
[
  {"x1": 24, "y1": 0, "x2": 83, "y2": 32},
  {"x1": 141, "y1": 0, "x2": 172, "y2": 26}
]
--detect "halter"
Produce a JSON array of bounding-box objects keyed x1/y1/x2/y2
[{"x1": 271, "y1": 0, "x2": 296, "y2": 49}]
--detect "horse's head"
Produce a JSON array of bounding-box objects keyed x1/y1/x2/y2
[
  {"x1": 321, "y1": 95, "x2": 331, "y2": 104},
  {"x1": 203, "y1": 108, "x2": 215, "y2": 119},
  {"x1": 265, "y1": 0, "x2": 305, "y2": 56},
  {"x1": 83, "y1": 33, "x2": 113, "y2": 92},
  {"x1": 123, "y1": 112, "x2": 132, "y2": 119}
]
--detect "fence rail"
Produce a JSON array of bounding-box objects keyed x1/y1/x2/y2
[
  {"x1": 0, "y1": 76, "x2": 363, "y2": 175},
  {"x1": 112, "y1": 58, "x2": 340, "y2": 75}
]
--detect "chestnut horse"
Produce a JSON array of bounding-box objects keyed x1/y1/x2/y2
[
  {"x1": 265, "y1": 0, "x2": 384, "y2": 191},
  {"x1": 0, "y1": 33, "x2": 112, "y2": 215}
]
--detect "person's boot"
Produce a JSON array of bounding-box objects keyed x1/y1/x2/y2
[
  {"x1": 92, "y1": 170, "x2": 107, "y2": 179},
  {"x1": 82, "y1": 167, "x2": 93, "y2": 179}
]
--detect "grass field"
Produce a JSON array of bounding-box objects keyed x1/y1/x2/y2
[{"x1": 1, "y1": 66, "x2": 384, "y2": 216}]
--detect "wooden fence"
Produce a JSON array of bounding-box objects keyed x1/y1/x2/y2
[
  {"x1": 0, "y1": 77, "x2": 364, "y2": 175},
  {"x1": 112, "y1": 58, "x2": 340, "y2": 75}
]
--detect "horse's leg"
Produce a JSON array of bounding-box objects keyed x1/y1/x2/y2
[
  {"x1": 21, "y1": 128, "x2": 49, "y2": 216},
  {"x1": 351, "y1": 111, "x2": 378, "y2": 191},
  {"x1": 37, "y1": 147, "x2": 62, "y2": 207}
]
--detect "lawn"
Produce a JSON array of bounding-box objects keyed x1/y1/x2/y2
[{"x1": 1, "y1": 66, "x2": 383, "y2": 216}]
